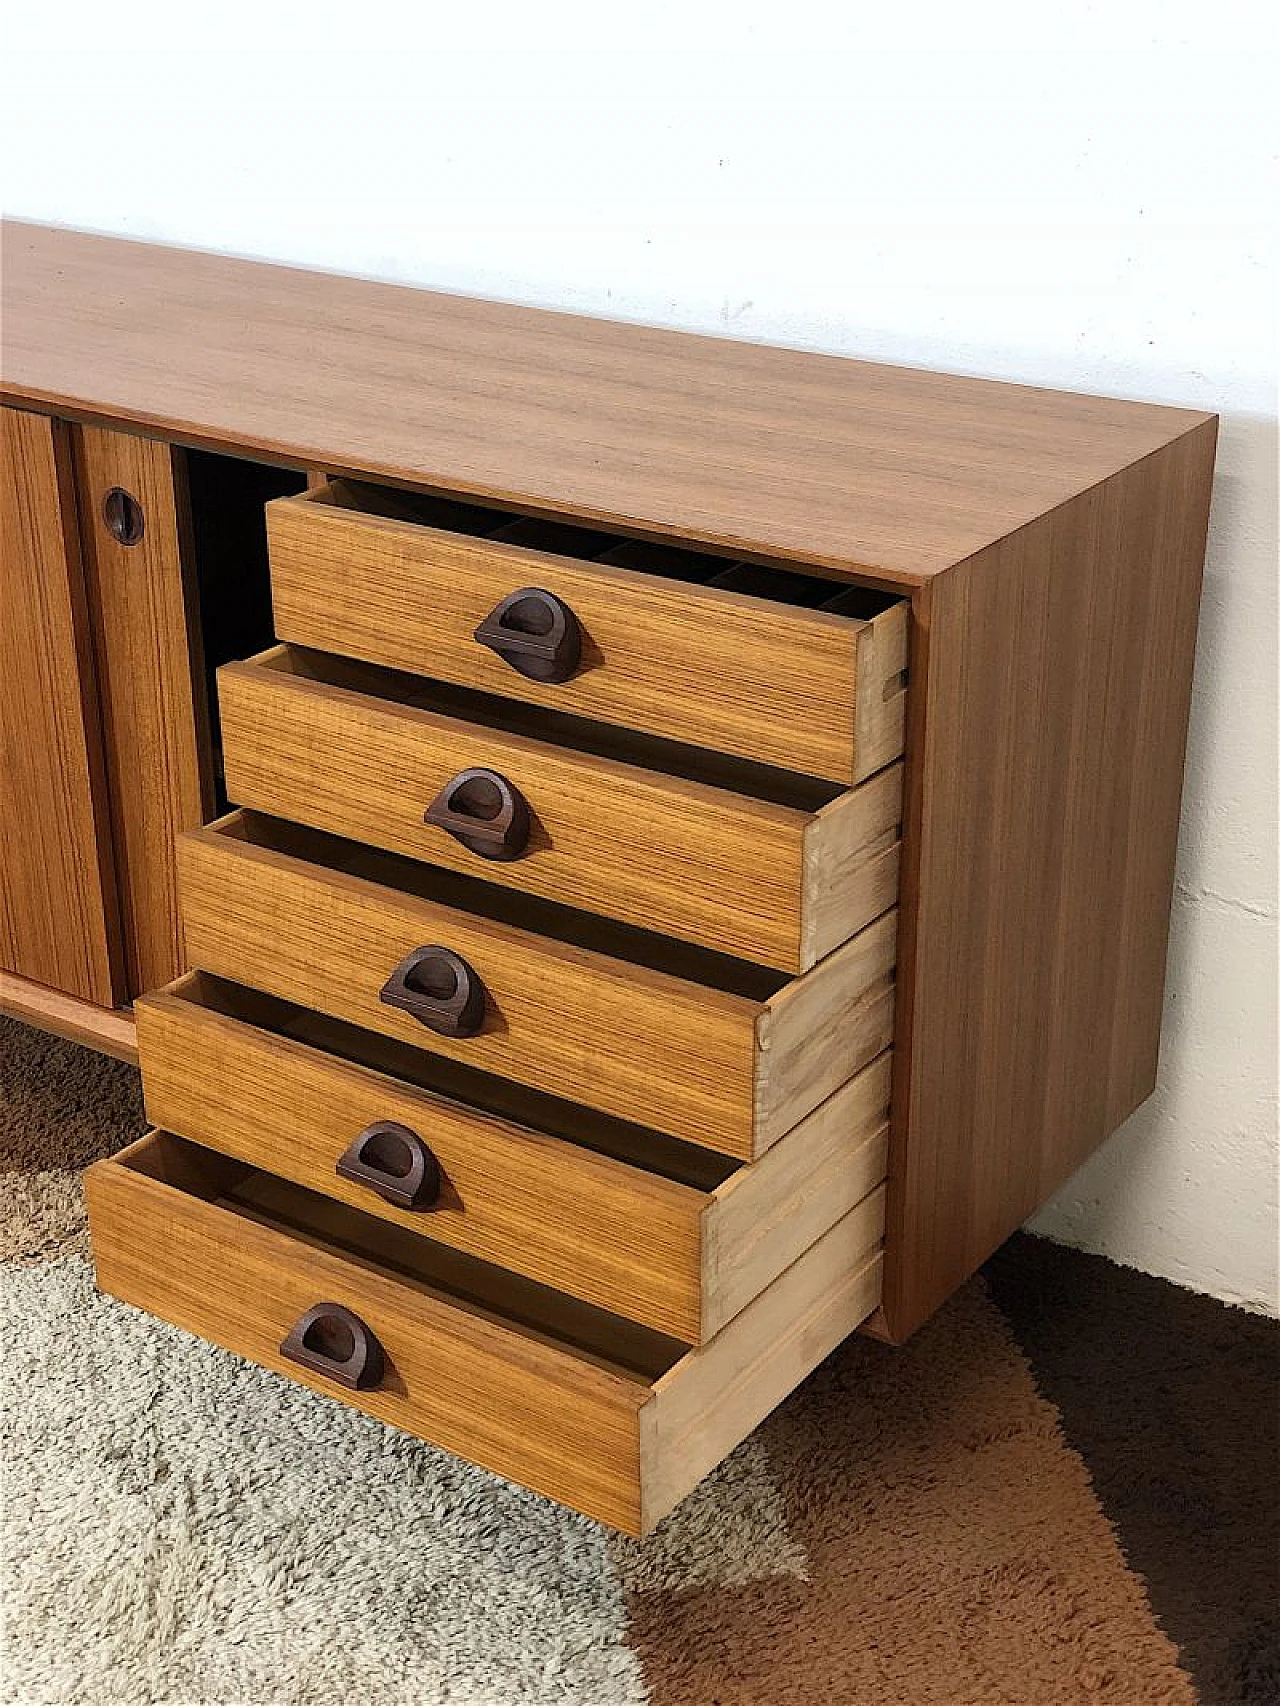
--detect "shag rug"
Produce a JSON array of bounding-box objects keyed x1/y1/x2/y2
[{"x1": 1, "y1": 1016, "x2": 1275, "y2": 1705}]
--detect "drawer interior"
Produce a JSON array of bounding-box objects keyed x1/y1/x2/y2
[
  {"x1": 164, "y1": 971, "x2": 737, "y2": 1193},
  {"x1": 214, "y1": 809, "x2": 790, "y2": 1003},
  {"x1": 118, "y1": 1130, "x2": 687, "y2": 1381},
  {"x1": 250, "y1": 644, "x2": 846, "y2": 811},
  {"x1": 93, "y1": 1128, "x2": 885, "y2": 1529},
  {"x1": 313, "y1": 477, "x2": 900, "y2": 620},
  {"x1": 183, "y1": 451, "x2": 309, "y2": 810}
]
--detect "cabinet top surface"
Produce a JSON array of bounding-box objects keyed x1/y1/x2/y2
[{"x1": 0, "y1": 220, "x2": 1212, "y2": 587}]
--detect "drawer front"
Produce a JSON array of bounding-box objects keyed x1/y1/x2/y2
[
  {"x1": 86, "y1": 1133, "x2": 657, "y2": 1533},
  {"x1": 219, "y1": 647, "x2": 903, "y2": 973},
  {"x1": 178, "y1": 814, "x2": 897, "y2": 1160},
  {"x1": 87, "y1": 1131, "x2": 886, "y2": 1533},
  {"x1": 267, "y1": 483, "x2": 909, "y2": 786},
  {"x1": 136, "y1": 978, "x2": 706, "y2": 1339},
  {"x1": 137, "y1": 975, "x2": 893, "y2": 1342}
]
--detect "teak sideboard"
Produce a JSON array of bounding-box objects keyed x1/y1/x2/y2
[{"x1": 0, "y1": 221, "x2": 1217, "y2": 1533}]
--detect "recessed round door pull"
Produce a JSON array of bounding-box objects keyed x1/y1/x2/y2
[
  {"x1": 473, "y1": 587, "x2": 582, "y2": 683},
  {"x1": 280, "y1": 1303, "x2": 384, "y2": 1391},
  {"x1": 379, "y1": 945, "x2": 487, "y2": 1038},
  {"x1": 102, "y1": 485, "x2": 145, "y2": 546},
  {"x1": 336, "y1": 1120, "x2": 442, "y2": 1210},
  {"x1": 424, "y1": 767, "x2": 531, "y2": 862}
]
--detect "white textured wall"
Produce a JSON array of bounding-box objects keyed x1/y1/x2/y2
[{"x1": 3, "y1": 31, "x2": 1276, "y2": 1311}]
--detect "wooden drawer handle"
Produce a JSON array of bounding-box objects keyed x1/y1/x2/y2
[
  {"x1": 280, "y1": 1303, "x2": 384, "y2": 1390},
  {"x1": 379, "y1": 945, "x2": 487, "y2": 1038},
  {"x1": 474, "y1": 587, "x2": 582, "y2": 684},
  {"x1": 424, "y1": 767, "x2": 530, "y2": 862},
  {"x1": 336, "y1": 1120, "x2": 441, "y2": 1210}
]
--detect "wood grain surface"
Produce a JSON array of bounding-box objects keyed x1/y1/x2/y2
[
  {"x1": 87, "y1": 1132, "x2": 659, "y2": 1533},
  {"x1": 74, "y1": 427, "x2": 213, "y2": 997},
  {"x1": 853, "y1": 599, "x2": 912, "y2": 778},
  {"x1": 0, "y1": 408, "x2": 123, "y2": 1006},
  {"x1": 87, "y1": 1130, "x2": 885, "y2": 1532},
  {"x1": 802, "y1": 764, "x2": 904, "y2": 966},
  {"x1": 267, "y1": 484, "x2": 907, "y2": 783},
  {"x1": 176, "y1": 813, "x2": 894, "y2": 1158},
  {"x1": 755, "y1": 907, "x2": 898, "y2": 1143},
  {"x1": 178, "y1": 813, "x2": 761, "y2": 1156},
  {"x1": 136, "y1": 975, "x2": 704, "y2": 1341},
  {"x1": 702, "y1": 1048, "x2": 891, "y2": 1339},
  {"x1": 641, "y1": 1222, "x2": 884, "y2": 1530},
  {"x1": 1, "y1": 222, "x2": 1212, "y2": 586},
  {"x1": 137, "y1": 973, "x2": 889, "y2": 1341},
  {"x1": 0, "y1": 968, "x2": 137, "y2": 1062},
  {"x1": 883, "y1": 418, "x2": 1219, "y2": 1341},
  {"x1": 219, "y1": 646, "x2": 901, "y2": 971}
]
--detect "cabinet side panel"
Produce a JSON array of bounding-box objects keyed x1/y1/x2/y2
[
  {"x1": 0, "y1": 408, "x2": 123, "y2": 1006},
  {"x1": 884, "y1": 421, "x2": 1218, "y2": 1341}
]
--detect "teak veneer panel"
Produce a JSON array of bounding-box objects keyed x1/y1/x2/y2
[
  {"x1": 1, "y1": 222, "x2": 1212, "y2": 586},
  {"x1": 0, "y1": 969, "x2": 137, "y2": 1063},
  {"x1": 74, "y1": 426, "x2": 213, "y2": 997},
  {"x1": 0, "y1": 408, "x2": 123, "y2": 1006},
  {"x1": 266, "y1": 485, "x2": 909, "y2": 784},
  {"x1": 177, "y1": 812, "x2": 897, "y2": 1159},
  {"x1": 135, "y1": 975, "x2": 890, "y2": 1341},
  {"x1": 87, "y1": 1130, "x2": 885, "y2": 1533},
  {"x1": 136, "y1": 976, "x2": 700, "y2": 1340},
  {"x1": 219, "y1": 645, "x2": 902, "y2": 971},
  {"x1": 87, "y1": 1134, "x2": 655, "y2": 1534},
  {"x1": 884, "y1": 418, "x2": 1219, "y2": 1340}
]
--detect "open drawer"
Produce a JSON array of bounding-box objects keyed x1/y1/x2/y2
[
  {"x1": 86, "y1": 1131, "x2": 885, "y2": 1535},
  {"x1": 266, "y1": 480, "x2": 909, "y2": 786},
  {"x1": 218, "y1": 644, "x2": 903, "y2": 973},
  {"x1": 178, "y1": 812, "x2": 897, "y2": 1160},
  {"x1": 136, "y1": 973, "x2": 891, "y2": 1343}
]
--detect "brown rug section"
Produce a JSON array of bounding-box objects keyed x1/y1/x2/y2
[
  {"x1": 0, "y1": 1015, "x2": 145, "y2": 1174},
  {"x1": 626, "y1": 1282, "x2": 1195, "y2": 1706},
  {"x1": 0, "y1": 1016, "x2": 146, "y2": 1263},
  {"x1": 986, "y1": 1235, "x2": 1280, "y2": 1706}
]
